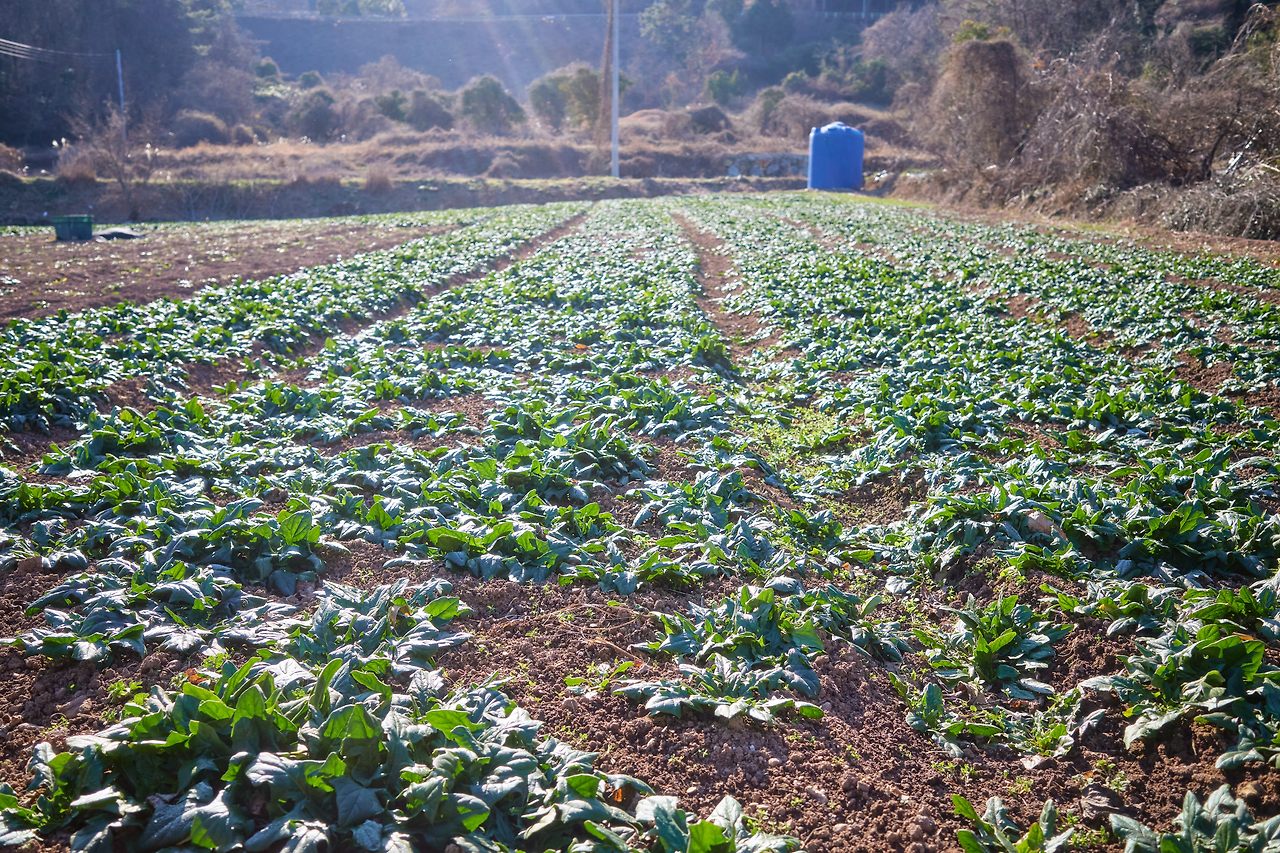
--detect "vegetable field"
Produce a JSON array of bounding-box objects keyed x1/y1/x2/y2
[{"x1": 0, "y1": 194, "x2": 1278, "y2": 852}]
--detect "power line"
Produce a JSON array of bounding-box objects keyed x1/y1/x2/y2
[
  {"x1": 0, "y1": 36, "x2": 127, "y2": 134},
  {"x1": 0, "y1": 37, "x2": 115, "y2": 63}
]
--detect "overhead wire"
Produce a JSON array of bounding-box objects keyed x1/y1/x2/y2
[{"x1": 0, "y1": 37, "x2": 115, "y2": 63}]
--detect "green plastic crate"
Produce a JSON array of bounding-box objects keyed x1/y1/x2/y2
[{"x1": 52, "y1": 215, "x2": 93, "y2": 241}]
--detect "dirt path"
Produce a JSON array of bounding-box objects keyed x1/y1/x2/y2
[{"x1": 672, "y1": 212, "x2": 775, "y2": 362}]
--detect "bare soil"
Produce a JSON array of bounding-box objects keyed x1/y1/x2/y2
[
  {"x1": 672, "y1": 212, "x2": 776, "y2": 358},
  {"x1": 0, "y1": 217, "x2": 461, "y2": 320}
]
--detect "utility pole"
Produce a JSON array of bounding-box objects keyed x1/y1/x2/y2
[
  {"x1": 115, "y1": 48, "x2": 126, "y2": 144},
  {"x1": 610, "y1": 0, "x2": 620, "y2": 178}
]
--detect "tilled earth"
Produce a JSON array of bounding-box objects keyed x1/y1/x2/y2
[
  {"x1": 1, "y1": 196, "x2": 1279, "y2": 852},
  {"x1": 0, "y1": 214, "x2": 462, "y2": 320}
]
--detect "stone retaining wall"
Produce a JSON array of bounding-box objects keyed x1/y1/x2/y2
[{"x1": 726, "y1": 153, "x2": 808, "y2": 178}]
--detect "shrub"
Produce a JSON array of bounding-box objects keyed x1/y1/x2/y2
[
  {"x1": 485, "y1": 150, "x2": 523, "y2": 178},
  {"x1": 335, "y1": 97, "x2": 393, "y2": 140},
  {"x1": 1011, "y1": 63, "x2": 1183, "y2": 193},
  {"x1": 527, "y1": 65, "x2": 600, "y2": 134},
  {"x1": 298, "y1": 70, "x2": 324, "y2": 89},
  {"x1": 687, "y1": 103, "x2": 731, "y2": 135},
  {"x1": 289, "y1": 88, "x2": 340, "y2": 141},
  {"x1": 54, "y1": 144, "x2": 97, "y2": 185},
  {"x1": 405, "y1": 89, "x2": 453, "y2": 131},
  {"x1": 815, "y1": 44, "x2": 895, "y2": 104},
  {"x1": 730, "y1": 0, "x2": 794, "y2": 55},
  {"x1": 560, "y1": 66, "x2": 602, "y2": 130},
  {"x1": 752, "y1": 93, "x2": 884, "y2": 140},
  {"x1": 375, "y1": 89, "x2": 408, "y2": 122},
  {"x1": 180, "y1": 59, "x2": 256, "y2": 129},
  {"x1": 0, "y1": 143, "x2": 21, "y2": 173},
  {"x1": 230, "y1": 124, "x2": 257, "y2": 146},
  {"x1": 255, "y1": 57, "x2": 280, "y2": 79},
  {"x1": 458, "y1": 75, "x2": 524, "y2": 135},
  {"x1": 750, "y1": 86, "x2": 786, "y2": 134},
  {"x1": 363, "y1": 164, "x2": 394, "y2": 193},
  {"x1": 925, "y1": 38, "x2": 1032, "y2": 169},
  {"x1": 865, "y1": 3, "x2": 947, "y2": 91},
  {"x1": 172, "y1": 110, "x2": 229, "y2": 148},
  {"x1": 705, "y1": 69, "x2": 745, "y2": 106},
  {"x1": 67, "y1": 107, "x2": 158, "y2": 219},
  {"x1": 1160, "y1": 167, "x2": 1280, "y2": 241},
  {"x1": 528, "y1": 75, "x2": 568, "y2": 132},
  {"x1": 781, "y1": 70, "x2": 808, "y2": 93}
]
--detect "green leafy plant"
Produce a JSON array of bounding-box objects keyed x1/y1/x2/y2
[
  {"x1": 952, "y1": 794, "x2": 1072, "y2": 853},
  {"x1": 1110, "y1": 785, "x2": 1280, "y2": 852},
  {"x1": 564, "y1": 658, "x2": 636, "y2": 696},
  {"x1": 890, "y1": 676, "x2": 1003, "y2": 758},
  {"x1": 1083, "y1": 624, "x2": 1280, "y2": 767},
  {"x1": 918, "y1": 595, "x2": 1069, "y2": 700},
  {"x1": 617, "y1": 654, "x2": 824, "y2": 724}
]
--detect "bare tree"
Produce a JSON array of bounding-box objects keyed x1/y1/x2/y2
[{"x1": 68, "y1": 105, "x2": 159, "y2": 220}]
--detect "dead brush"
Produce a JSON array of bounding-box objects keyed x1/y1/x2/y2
[
  {"x1": 923, "y1": 38, "x2": 1035, "y2": 172},
  {"x1": 54, "y1": 143, "x2": 98, "y2": 186},
  {"x1": 363, "y1": 165, "x2": 395, "y2": 194},
  {"x1": 1160, "y1": 167, "x2": 1280, "y2": 241},
  {"x1": 0, "y1": 143, "x2": 22, "y2": 174}
]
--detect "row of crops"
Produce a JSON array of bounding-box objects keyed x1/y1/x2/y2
[{"x1": 0, "y1": 194, "x2": 1277, "y2": 851}]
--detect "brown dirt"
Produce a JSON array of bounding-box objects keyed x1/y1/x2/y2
[
  {"x1": 1004, "y1": 419, "x2": 1064, "y2": 451},
  {"x1": 2, "y1": 533, "x2": 1265, "y2": 853},
  {"x1": 838, "y1": 472, "x2": 927, "y2": 527},
  {"x1": 409, "y1": 393, "x2": 493, "y2": 430},
  {"x1": 672, "y1": 213, "x2": 775, "y2": 359},
  {"x1": 0, "y1": 218, "x2": 461, "y2": 321},
  {"x1": 640, "y1": 436, "x2": 699, "y2": 483},
  {"x1": 0, "y1": 645, "x2": 191, "y2": 810},
  {"x1": 0, "y1": 556, "x2": 62, "y2": 641},
  {"x1": 304, "y1": 428, "x2": 470, "y2": 456},
  {"x1": 741, "y1": 468, "x2": 804, "y2": 515},
  {"x1": 1175, "y1": 352, "x2": 1236, "y2": 396},
  {"x1": 0, "y1": 426, "x2": 81, "y2": 472},
  {"x1": 1042, "y1": 618, "x2": 1131, "y2": 692},
  {"x1": 1005, "y1": 295, "x2": 1039, "y2": 320},
  {"x1": 1174, "y1": 355, "x2": 1280, "y2": 420},
  {"x1": 324, "y1": 557, "x2": 1264, "y2": 853},
  {"x1": 98, "y1": 377, "x2": 150, "y2": 414}
]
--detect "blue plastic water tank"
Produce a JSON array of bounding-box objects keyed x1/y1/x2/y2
[{"x1": 807, "y1": 122, "x2": 864, "y2": 191}]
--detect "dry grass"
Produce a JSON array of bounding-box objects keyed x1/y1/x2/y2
[
  {"x1": 0, "y1": 144, "x2": 21, "y2": 173},
  {"x1": 149, "y1": 131, "x2": 728, "y2": 183},
  {"x1": 363, "y1": 165, "x2": 394, "y2": 194},
  {"x1": 54, "y1": 146, "x2": 97, "y2": 186}
]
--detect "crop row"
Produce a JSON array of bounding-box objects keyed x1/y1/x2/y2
[
  {"x1": 0, "y1": 202, "x2": 583, "y2": 434},
  {"x1": 746, "y1": 194, "x2": 1280, "y2": 394},
  {"x1": 0, "y1": 196, "x2": 1276, "y2": 851},
  {"x1": 673, "y1": 195, "x2": 1280, "y2": 846},
  {"x1": 0, "y1": 201, "x2": 815, "y2": 851}
]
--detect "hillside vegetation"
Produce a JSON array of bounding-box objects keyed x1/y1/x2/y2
[{"x1": 0, "y1": 1, "x2": 1277, "y2": 236}]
